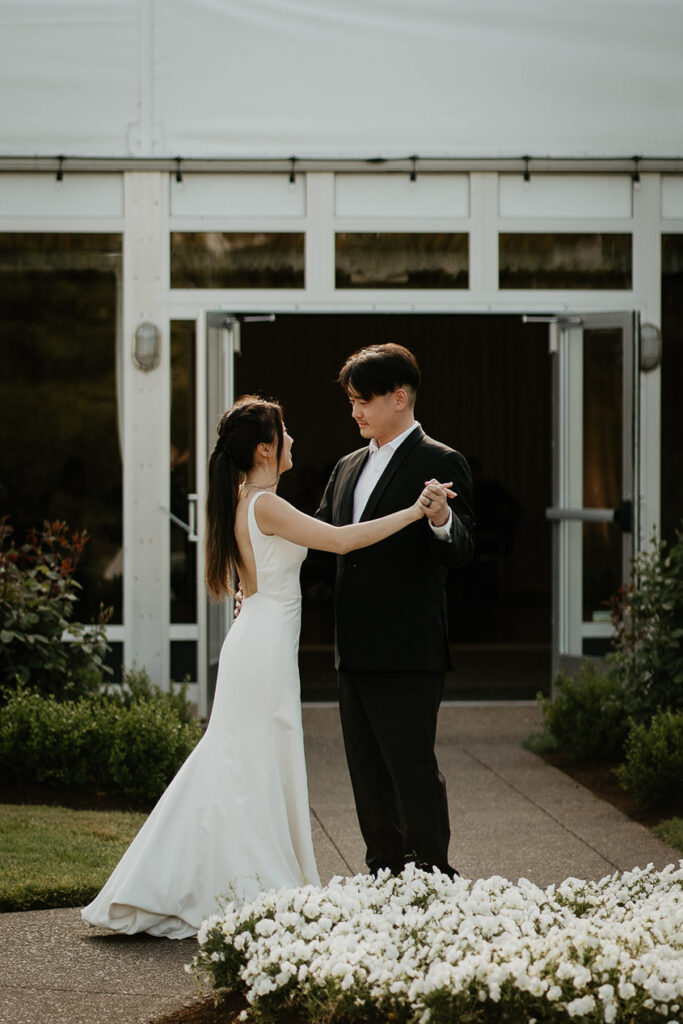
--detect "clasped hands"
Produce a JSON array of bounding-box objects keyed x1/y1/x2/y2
[{"x1": 418, "y1": 479, "x2": 456, "y2": 528}]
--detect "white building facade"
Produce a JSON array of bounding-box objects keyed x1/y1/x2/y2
[{"x1": 1, "y1": 1, "x2": 682, "y2": 710}]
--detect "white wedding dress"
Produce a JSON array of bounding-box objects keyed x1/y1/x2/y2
[{"x1": 81, "y1": 492, "x2": 320, "y2": 938}]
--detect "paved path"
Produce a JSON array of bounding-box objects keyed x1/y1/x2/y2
[{"x1": 1, "y1": 704, "x2": 679, "y2": 1024}]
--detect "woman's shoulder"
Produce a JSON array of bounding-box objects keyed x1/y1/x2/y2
[
  {"x1": 250, "y1": 490, "x2": 292, "y2": 522},
  {"x1": 242, "y1": 489, "x2": 280, "y2": 509}
]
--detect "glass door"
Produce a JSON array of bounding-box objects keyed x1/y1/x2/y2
[
  {"x1": 169, "y1": 320, "x2": 200, "y2": 698},
  {"x1": 172, "y1": 311, "x2": 275, "y2": 716},
  {"x1": 545, "y1": 312, "x2": 640, "y2": 679},
  {"x1": 200, "y1": 313, "x2": 241, "y2": 711},
  {"x1": 168, "y1": 313, "x2": 239, "y2": 716}
]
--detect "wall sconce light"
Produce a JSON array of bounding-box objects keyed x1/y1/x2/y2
[
  {"x1": 639, "y1": 322, "x2": 662, "y2": 372},
  {"x1": 133, "y1": 322, "x2": 161, "y2": 371}
]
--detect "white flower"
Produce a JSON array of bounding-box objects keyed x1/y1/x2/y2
[
  {"x1": 190, "y1": 861, "x2": 683, "y2": 1024},
  {"x1": 254, "y1": 918, "x2": 277, "y2": 936},
  {"x1": 567, "y1": 995, "x2": 596, "y2": 1016},
  {"x1": 604, "y1": 1002, "x2": 617, "y2": 1024}
]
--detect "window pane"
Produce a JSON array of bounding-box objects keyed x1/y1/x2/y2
[
  {"x1": 582, "y1": 328, "x2": 623, "y2": 625},
  {"x1": 582, "y1": 520, "x2": 622, "y2": 629},
  {"x1": 0, "y1": 232, "x2": 123, "y2": 622},
  {"x1": 499, "y1": 233, "x2": 632, "y2": 289},
  {"x1": 335, "y1": 233, "x2": 468, "y2": 289},
  {"x1": 103, "y1": 641, "x2": 124, "y2": 683},
  {"x1": 170, "y1": 321, "x2": 197, "y2": 624},
  {"x1": 171, "y1": 641, "x2": 197, "y2": 684},
  {"x1": 583, "y1": 328, "x2": 622, "y2": 511},
  {"x1": 661, "y1": 235, "x2": 683, "y2": 545},
  {"x1": 171, "y1": 232, "x2": 304, "y2": 288}
]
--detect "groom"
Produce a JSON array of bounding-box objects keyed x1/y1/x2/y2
[{"x1": 315, "y1": 343, "x2": 475, "y2": 877}]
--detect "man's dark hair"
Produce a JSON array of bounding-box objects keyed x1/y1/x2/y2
[{"x1": 338, "y1": 343, "x2": 421, "y2": 401}]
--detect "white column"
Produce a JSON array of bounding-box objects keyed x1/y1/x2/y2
[
  {"x1": 305, "y1": 173, "x2": 336, "y2": 297},
  {"x1": 633, "y1": 174, "x2": 662, "y2": 543},
  {"x1": 469, "y1": 173, "x2": 499, "y2": 298},
  {"x1": 123, "y1": 172, "x2": 170, "y2": 687}
]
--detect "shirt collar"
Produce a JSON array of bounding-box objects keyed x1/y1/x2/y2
[{"x1": 368, "y1": 421, "x2": 419, "y2": 455}]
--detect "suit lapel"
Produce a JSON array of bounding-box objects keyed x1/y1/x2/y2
[
  {"x1": 361, "y1": 426, "x2": 424, "y2": 521},
  {"x1": 337, "y1": 449, "x2": 369, "y2": 525}
]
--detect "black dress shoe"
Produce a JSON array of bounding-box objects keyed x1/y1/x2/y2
[
  {"x1": 369, "y1": 861, "x2": 405, "y2": 878},
  {"x1": 413, "y1": 860, "x2": 459, "y2": 879}
]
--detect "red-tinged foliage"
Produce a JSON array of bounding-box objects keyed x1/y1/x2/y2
[{"x1": 0, "y1": 516, "x2": 111, "y2": 700}]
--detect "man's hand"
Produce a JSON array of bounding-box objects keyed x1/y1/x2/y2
[
  {"x1": 421, "y1": 479, "x2": 456, "y2": 528},
  {"x1": 233, "y1": 585, "x2": 243, "y2": 618}
]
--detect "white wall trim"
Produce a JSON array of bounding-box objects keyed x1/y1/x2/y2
[
  {"x1": 633, "y1": 174, "x2": 662, "y2": 542},
  {"x1": 123, "y1": 171, "x2": 170, "y2": 687}
]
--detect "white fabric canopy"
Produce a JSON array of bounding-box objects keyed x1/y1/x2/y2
[{"x1": 1, "y1": 0, "x2": 682, "y2": 159}]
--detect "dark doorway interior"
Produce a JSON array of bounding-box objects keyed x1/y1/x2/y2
[{"x1": 234, "y1": 314, "x2": 551, "y2": 700}]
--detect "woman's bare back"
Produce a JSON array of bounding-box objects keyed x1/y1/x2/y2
[{"x1": 233, "y1": 489, "x2": 265, "y2": 597}]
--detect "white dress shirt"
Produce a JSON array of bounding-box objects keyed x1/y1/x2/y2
[{"x1": 352, "y1": 421, "x2": 452, "y2": 539}]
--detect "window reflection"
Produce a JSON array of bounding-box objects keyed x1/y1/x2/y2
[
  {"x1": 170, "y1": 321, "x2": 197, "y2": 624},
  {"x1": 336, "y1": 233, "x2": 468, "y2": 289},
  {"x1": 171, "y1": 640, "x2": 197, "y2": 683},
  {"x1": 499, "y1": 233, "x2": 632, "y2": 289},
  {"x1": 582, "y1": 328, "x2": 623, "y2": 623},
  {"x1": 0, "y1": 233, "x2": 123, "y2": 622},
  {"x1": 171, "y1": 232, "x2": 305, "y2": 288}
]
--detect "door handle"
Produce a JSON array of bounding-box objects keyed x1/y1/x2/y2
[
  {"x1": 545, "y1": 507, "x2": 615, "y2": 522},
  {"x1": 163, "y1": 493, "x2": 199, "y2": 542},
  {"x1": 545, "y1": 500, "x2": 632, "y2": 533}
]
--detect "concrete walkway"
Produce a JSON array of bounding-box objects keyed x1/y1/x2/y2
[{"x1": 1, "y1": 703, "x2": 679, "y2": 1024}]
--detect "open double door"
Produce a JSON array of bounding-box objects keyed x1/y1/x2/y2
[{"x1": 193, "y1": 310, "x2": 640, "y2": 707}]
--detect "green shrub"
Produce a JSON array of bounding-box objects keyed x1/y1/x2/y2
[
  {"x1": 521, "y1": 730, "x2": 559, "y2": 756},
  {"x1": 653, "y1": 816, "x2": 683, "y2": 853},
  {"x1": 0, "y1": 687, "x2": 113, "y2": 789},
  {"x1": 616, "y1": 708, "x2": 683, "y2": 807},
  {"x1": 107, "y1": 700, "x2": 201, "y2": 801},
  {"x1": 0, "y1": 684, "x2": 202, "y2": 803},
  {"x1": 0, "y1": 517, "x2": 111, "y2": 701},
  {"x1": 609, "y1": 526, "x2": 683, "y2": 723},
  {"x1": 539, "y1": 663, "x2": 630, "y2": 761},
  {"x1": 114, "y1": 665, "x2": 196, "y2": 725}
]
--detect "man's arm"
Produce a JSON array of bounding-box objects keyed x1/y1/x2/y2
[{"x1": 425, "y1": 450, "x2": 475, "y2": 569}]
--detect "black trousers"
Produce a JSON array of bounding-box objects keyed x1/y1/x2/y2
[{"x1": 338, "y1": 669, "x2": 453, "y2": 876}]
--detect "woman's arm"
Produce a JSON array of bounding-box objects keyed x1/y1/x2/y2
[{"x1": 255, "y1": 490, "x2": 430, "y2": 554}]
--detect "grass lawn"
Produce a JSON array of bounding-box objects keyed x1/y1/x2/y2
[{"x1": 0, "y1": 804, "x2": 147, "y2": 912}]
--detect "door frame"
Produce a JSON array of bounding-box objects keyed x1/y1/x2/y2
[
  {"x1": 170, "y1": 305, "x2": 648, "y2": 714},
  {"x1": 544, "y1": 311, "x2": 640, "y2": 680}
]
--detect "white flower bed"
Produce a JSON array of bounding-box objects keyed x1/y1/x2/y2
[{"x1": 190, "y1": 862, "x2": 683, "y2": 1023}]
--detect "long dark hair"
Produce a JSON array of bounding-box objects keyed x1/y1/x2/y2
[{"x1": 205, "y1": 395, "x2": 284, "y2": 601}]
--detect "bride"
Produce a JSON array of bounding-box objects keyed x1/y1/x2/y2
[{"x1": 81, "y1": 395, "x2": 449, "y2": 938}]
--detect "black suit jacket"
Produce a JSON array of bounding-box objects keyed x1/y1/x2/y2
[{"x1": 315, "y1": 427, "x2": 475, "y2": 672}]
